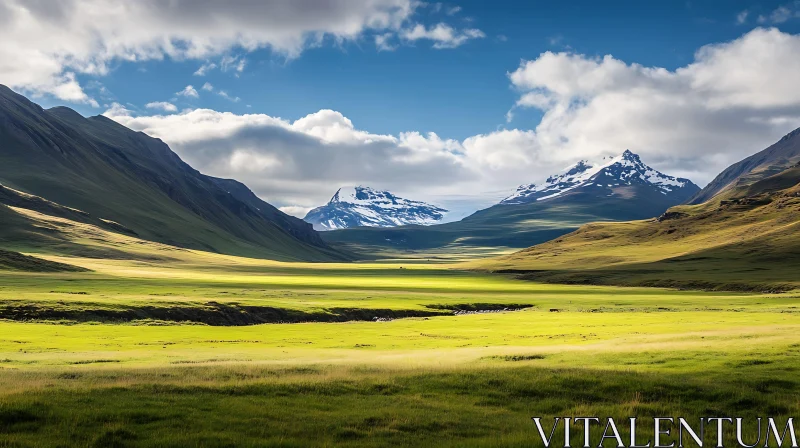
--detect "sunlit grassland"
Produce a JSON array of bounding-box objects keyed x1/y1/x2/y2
[{"x1": 0, "y1": 252, "x2": 799, "y2": 446}]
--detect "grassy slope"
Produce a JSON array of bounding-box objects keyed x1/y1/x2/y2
[
  {"x1": 472, "y1": 166, "x2": 800, "y2": 291},
  {"x1": 323, "y1": 188, "x2": 683, "y2": 259},
  {"x1": 0, "y1": 85, "x2": 343, "y2": 262}
]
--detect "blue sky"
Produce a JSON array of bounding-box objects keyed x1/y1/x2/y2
[
  {"x1": 4, "y1": 0, "x2": 800, "y2": 217},
  {"x1": 50, "y1": 0, "x2": 799, "y2": 140}
]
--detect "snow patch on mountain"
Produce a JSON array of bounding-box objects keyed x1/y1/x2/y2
[
  {"x1": 304, "y1": 186, "x2": 448, "y2": 230},
  {"x1": 501, "y1": 150, "x2": 696, "y2": 205}
]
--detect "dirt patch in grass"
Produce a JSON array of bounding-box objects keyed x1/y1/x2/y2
[
  {"x1": 484, "y1": 354, "x2": 546, "y2": 362},
  {"x1": 424, "y1": 303, "x2": 534, "y2": 312},
  {"x1": 0, "y1": 302, "x2": 450, "y2": 326}
]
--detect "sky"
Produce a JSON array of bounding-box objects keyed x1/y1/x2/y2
[{"x1": 3, "y1": 0, "x2": 800, "y2": 220}]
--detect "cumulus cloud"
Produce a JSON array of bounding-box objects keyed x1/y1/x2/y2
[
  {"x1": 402, "y1": 23, "x2": 485, "y2": 49},
  {"x1": 101, "y1": 28, "x2": 800, "y2": 215},
  {"x1": 103, "y1": 106, "x2": 474, "y2": 209},
  {"x1": 0, "y1": 0, "x2": 482, "y2": 103},
  {"x1": 506, "y1": 27, "x2": 800, "y2": 183},
  {"x1": 193, "y1": 62, "x2": 217, "y2": 76},
  {"x1": 145, "y1": 101, "x2": 177, "y2": 112},
  {"x1": 220, "y1": 55, "x2": 246, "y2": 73},
  {"x1": 201, "y1": 82, "x2": 214, "y2": 91},
  {"x1": 176, "y1": 85, "x2": 199, "y2": 98}
]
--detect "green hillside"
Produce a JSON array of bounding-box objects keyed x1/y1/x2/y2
[{"x1": 0, "y1": 85, "x2": 345, "y2": 262}]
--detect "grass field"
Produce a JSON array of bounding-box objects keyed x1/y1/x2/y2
[{"x1": 1, "y1": 249, "x2": 799, "y2": 446}]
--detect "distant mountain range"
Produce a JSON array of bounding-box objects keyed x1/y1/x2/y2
[
  {"x1": 5, "y1": 82, "x2": 796, "y2": 273},
  {"x1": 0, "y1": 85, "x2": 345, "y2": 262},
  {"x1": 501, "y1": 150, "x2": 698, "y2": 205},
  {"x1": 321, "y1": 150, "x2": 699, "y2": 256},
  {"x1": 304, "y1": 186, "x2": 447, "y2": 231}
]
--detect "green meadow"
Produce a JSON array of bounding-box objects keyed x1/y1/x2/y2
[{"x1": 0, "y1": 251, "x2": 799, "y2": 446}]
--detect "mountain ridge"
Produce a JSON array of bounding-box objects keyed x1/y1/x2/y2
[
  {"x1": 502, "y1": 150, "x2": 698, "y2": 205},
  {"x1": 304, "y1": 186, "x2": 448, "y2": 231},
  {"x1": 321, "y1": 150, "x2": 698, "y2": 257},
  {"x1": 690, "y1": 126, "x2": 800, "y2": 204},
  {"x1": 0, "y1": 84, "x2": 345, "y2": 261}
]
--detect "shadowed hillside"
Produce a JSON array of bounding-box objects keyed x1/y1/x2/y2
[
  {"x1": 0, "y1": 85, "x2": 346, "y2": 262},
  {"x1": 0, "y1": 249, "x2": 87, "y2": 272}
]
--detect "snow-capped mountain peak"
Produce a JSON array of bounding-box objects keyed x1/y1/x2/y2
[
  {"x1": 501, "y1": 150, "x2": 697, "y2": 205},
  {"x1": 329, "y1": 186, "x2": 402, "y2": 205},
  {"x1": 304, "y1": 186, "x2": 448, "y2": 231}
]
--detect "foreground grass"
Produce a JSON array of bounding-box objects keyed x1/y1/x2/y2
[
  {"x1": 2, "y1": 361, "x2": 799, "y2": 447},
  {"x1": 1, "y1": 253, "x2": 799, "y2": 446}
]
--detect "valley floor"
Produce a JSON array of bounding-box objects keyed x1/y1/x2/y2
[{"x1": 0, "y1": 251, "x2": 799, "y2": 446}]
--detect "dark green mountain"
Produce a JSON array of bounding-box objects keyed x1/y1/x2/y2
[{"x1": 0, "y1": 85, "x2": 345, "y2": 261}]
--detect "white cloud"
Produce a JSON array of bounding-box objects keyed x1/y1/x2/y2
[
  {"x1": 221, "y1": 55, "x2": 247, "y2": 73},
  {"x1": 279, "y1": 205, "x2": 313, "y2": 218},
  {"x1": 757, "y1": 2, "x2": 800, "y2": 24},
  {"x1": 0, "y1": 0, "x2": 424, "y2": 102},
  {"x1": 145, "y1": 101, "x2": 177, "y2": 112},
  {"x1": 104, "y1": 102, "x2": 132, "y2": 117},
  {"x1": 217, "y1": 90, "x2": 240, "y2": 102},
  {"x1": 736, "y1": 10, "x2": 749, "y2": 24},
  {"x1": 103, "y1": 106, "x2": 473, "y2": 209},
  {"x1": 176, "y1": 85, "x2": 199, "y2": 98},
  {"x1": 100, "y1": 27, "x2": 800, "y2": 215},
  {"x1": 201, "y1": 82, "x2": 214, "y2": 91},
  {"x1": 375, "y1": 33, "x2": 396, "y2": 51},
  {"x1": 506, "y1": 27, "x2": 800, "y2": 183},
  {"x1": 0, "y1": 0, "x2": 484, "y2": 103},
  {"x1": 462, "y1": 130, "x2": 539, "y2": 170},
  {"x1": 194, "y1": 62, "x2": 217, "y2": 76},
  {"x1": 515, "y1": 92, "x2": 555, "y2": 109},
  {"x1": 402, "y1": 23, "x2": 485, "y2": 49}
]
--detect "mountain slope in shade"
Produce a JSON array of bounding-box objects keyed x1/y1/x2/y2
[
  {"x1": 322, "y1": 151, "x2": 698, "y2": 257},
  {"x1": 690, "y1": 126, "x2": 800, "y2": 204},
  {"x1": 0, "y1": 84, "x2": 344, "y2": 261},
  {"x1": 0, "y1": 249, "x2": 87, "y2": 272},
  {"x1": 304, "y1": 186, "x2": 448, "y2": 231},
  {"x1": 502, "y1": 150, "x2": 698, "y2": 205}
]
